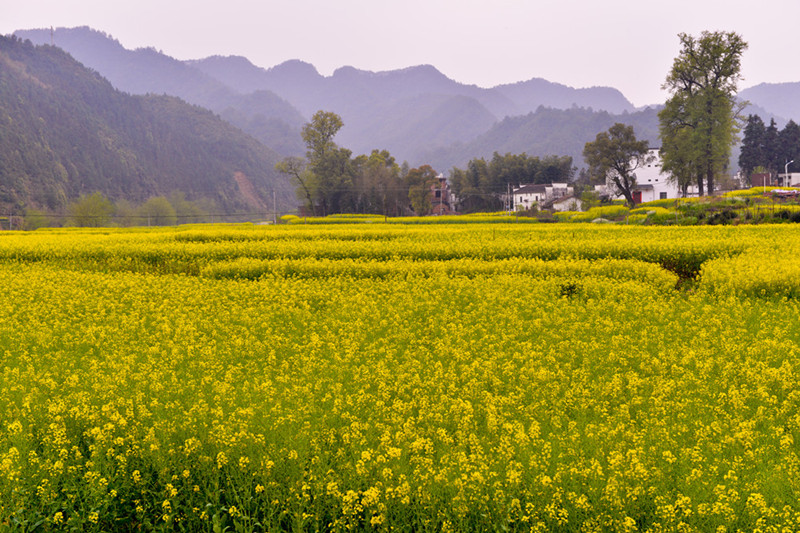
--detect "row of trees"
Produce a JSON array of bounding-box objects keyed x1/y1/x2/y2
[
  {"x1": 584, "y1": 31, "x2": 748, "y2": 206},
  {"x1": 18, "y1": 192, "x2": 213, "y2": 229},
  {"x1": 285, "y1": 31, "x2": 748, "y2": 214},
  {"x1": 278, "y1": 111, "x2": 576, "y2": 216},
  {"x1": 739, "y1": 116, "x2": 800, "y2": 179},
  {"x1": 277, "y1": 111, "x2": 443, "y2": 216},
  {"x1": 449, "y1": 153, "x2": 574, "y2": 213}
]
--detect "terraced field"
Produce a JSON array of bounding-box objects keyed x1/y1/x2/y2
[{"x1": 1, "y1": 223, "x2": 799, "y2": 531}]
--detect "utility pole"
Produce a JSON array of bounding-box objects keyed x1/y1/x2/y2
[{"x1": 273, "y1": 190, "x2": 277, "y2": 224}]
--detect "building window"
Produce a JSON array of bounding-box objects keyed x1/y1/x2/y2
[{"x1": 660, "y1": 192, "x2": 667, "y2": 200}]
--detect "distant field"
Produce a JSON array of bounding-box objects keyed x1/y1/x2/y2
[{"x1": 1, "y1": 223, "x2": 799, "y2": 531}]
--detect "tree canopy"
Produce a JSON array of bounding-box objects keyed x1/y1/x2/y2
[
  {"x1": 448, "y1": 152, "x2": 574, "y2": 213},
  {"x1": 659, "y1": 31, "x2": 748, "y2": 196},
  {"x1": 739, "y1": 115, "x2": 800, "y2": 181},
  {"x1": 583, "y1": 123, "x2": 651, "y2": 207}
]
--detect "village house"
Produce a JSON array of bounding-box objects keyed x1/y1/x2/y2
[
  {"x1": 429, "y1": 173, "x2": 454, "y2": 215},
  {"x1": 544, "y1": 194, "x2": 583, "y2": 212},
  {"x1": 512, "y1": 183, "x2": 573, "y2": 210},
  {"x1": 595, "y1": 148, "x2": 709, "y2": 204},
  {"x1": 776, "y1": 172, "x2": 800, "y2": 187}
]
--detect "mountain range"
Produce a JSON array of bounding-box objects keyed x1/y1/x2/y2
[
  {"x1": 0, "y1": 33, "x2": 294, "y2": 213},
  {"x1": 14, "y1": 27, "x2": 649, "y2": 168},
  {"x1": 5, "y1": 26, "x2": 799, "y2": 214}
]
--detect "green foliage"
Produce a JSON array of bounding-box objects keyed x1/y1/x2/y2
[
  {"x1": 0, "y1": 34, "x2": 293, "y2": 215},
  {"x1": 351, "y1": 150, "x2": 407, "y2": 217},
  {"x1": 405, "y1": 165, "x2": 439, "y2": 216},
  {"x1": 22, "y1": 208, "x2": 49, "y2": 230},
  {"x1": 739, "y1": 116, "x2": 800, "y2": 183},
  {"x1": 739, "y1": 114, "x2": 766, "y2": 180},
  {"x1": 137, "y1": 197, "x2": 178, "y2": 226},
  {"x1": 449, "y1": 152, "x2": 573, "y2": 214},
  {"x1": 583, "y1": 123, "x2": 651, "y2": 207},
  {"x1": 68, "y1": 192, "x2": 114, "y2": 227},
  {"x1": 659, "y1": 31, "x2": 748, "y2": 195},
  {"x1": 296, "y1": 111, "x2": 355, "y2": 216},
  {"x1": 579, "y1": 189, "x2": 601, "y2": 211}
]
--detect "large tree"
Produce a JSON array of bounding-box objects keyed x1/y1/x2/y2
[
  {"x1": 659, "y1": 31, "x2": 748, "y2": 196},
  {"x1": 351, "y1": 150, "x2": 406, "y2": 216},
  {"x1": 67, "y1": 192, "x2": 114, "y2": 227},
  {"x1": 583, "y1": 123, "x2": 651, "y2": 207},
  {"x1": 301, "y1": 111, "x2": 354, "y2": 216},
  {"x1": 277, "y1": 111, "x2": 355, "y2": 216},
  {"x1": 763, "y1": 118, "x2": 781, "y2": 175},
  {"x1": 778, "y1": 120, "x2": 800, "y2": 175},
  {"x1": 405, "y1": 165, "x2": 439, "y2": 216},
  {"x1": 738, "y1": 114, "x2": 766, "y2": 181}
]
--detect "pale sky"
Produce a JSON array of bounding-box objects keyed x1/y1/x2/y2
[{"x1": 3, "y1": 0, "x2": 799, "y2": 107}]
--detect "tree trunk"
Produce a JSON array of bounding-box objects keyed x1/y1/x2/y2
[{"x1": 706, "y1": 166, "x2": 715, "y2": 196}]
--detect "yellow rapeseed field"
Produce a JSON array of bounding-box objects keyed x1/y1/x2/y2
[{"x1": 1, "y1": 223, "x2": 799, "y2": 531}]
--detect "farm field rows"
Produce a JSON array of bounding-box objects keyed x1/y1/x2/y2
[{"x1": 1, "y1": 223, "x2": 800, "y2": 531}]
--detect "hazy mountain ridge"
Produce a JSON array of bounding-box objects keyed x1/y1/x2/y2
[
  {"x1": 9, "y1": 25, "x2": 799, "y2": 185},
  {"x1": 14, "y1": 27, "x2": 653, "y2": 168},
  {"x1": 14, "y1": 27, "x2": 306, "y2": 156},
  {"x1": 421, "y1": 106, "x2": 662, "y2": 172},
  {"x1": 739, "y1": 83, "x2": 800, "y2": 125},
  {"x1": 0, "y1": 34, "x2": 293, "y2": 212}
]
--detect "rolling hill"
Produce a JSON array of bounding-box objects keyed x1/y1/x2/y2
[{"x1": 0, "y1": 34, "x2": 294, "y2": 213}]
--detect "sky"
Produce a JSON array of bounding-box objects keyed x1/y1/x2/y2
[{"x1": 3, "y1": 0, "x2": 800, "y2": 108}]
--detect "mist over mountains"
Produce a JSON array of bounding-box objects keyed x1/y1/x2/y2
[
  {"x1": 14, "y1": 27, "x2": 650, "y2": 169},
  {"x1": 0, "y1": 34, "x2": 294, "y2": 212},
  {"x1": 5, "y1": 26, "x2": 798, "y2": 214}
]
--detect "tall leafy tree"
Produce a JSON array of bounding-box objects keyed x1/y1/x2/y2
[
  {"x1": 67, "y1": 192, "x2": 114, "y2": 227},
  {"x1": 275, "y1": 156, "x2": 315, "y2": 215},
  {"x1": 277, "y1": 111, "x2": 356, "y2": 216},
  {"x1": 738, "y1": 114, "x2": 766, "y2": 181},
  {"x1": 583, "y1": 123, "x2": 651, "y2": 207},
  {"x1": 763, "y1": 118, "x2": 781, "y2": 175},
  {"x1": 405, "y1": 165, "x2": 439, "y2": 216},
  {"x1": 352, "y1": 150, "x2": 406, "y2": 216},
  {"x1": 660, "y1": 126, "x2": 702, "y2": 197},
  {"x1": 301, "y1": 111, "x2": 354, "y2": 216},
  {"x1": 451, "y1": 158, "x2": 501, "y2": 213},
  {"x1": 778, "y1": 120, "x2": 800, "y2": 174},
  {"x1": 659, "y1": 31, "x2": 748, "y2": 195}
]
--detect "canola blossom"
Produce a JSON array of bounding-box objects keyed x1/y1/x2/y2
[{"x1": 1, "y1": 223, "x2": 799, "y2": 531}]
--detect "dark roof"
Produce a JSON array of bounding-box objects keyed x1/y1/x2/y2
[{"x1": 514, "y1": 184, "x2": 547, "y2": 194}]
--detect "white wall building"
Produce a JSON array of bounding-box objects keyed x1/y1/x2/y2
[
  {"x1": 777, "y1": 172, "x2": 800, "y2": 187},
  {"x1": 513, "y1": 183, "x2": 573, "y2": 210},
  {"x1": 595, "y1": 148, "x2": 704, "y2": 204}
]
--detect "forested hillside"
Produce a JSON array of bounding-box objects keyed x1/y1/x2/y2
[
  {"x1": 15, "y1": 27, "x2": 647, "y2": 170},
  {"x1": 0, "y1": 35, "x2": 294, "y2": 213},
  {"x1": 423, "y1": 106, "x2": 662, "y2": 172},
  {"x1": 14, "y1": 27, "x2": 307, "y2": 156},
  {"x1": 12, "y1": 26, "x2": 797, "y2": 180}
]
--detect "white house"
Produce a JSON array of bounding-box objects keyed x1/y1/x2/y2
[
  {"x1": 776, "y1": 172, "x2": 800, "y2": 187},
  {"x1": 629, "y1": 148, "x2": 674, "y2": 203},
  {"x1": 595, "y1": 148, "x2": 705, "y2": 204},
  {"x1": 545, "y1": 195, "x2": 583, "y2": 212},
  {"x1": 513, "y1": 183, "x2": 573, "y2": 210}
]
